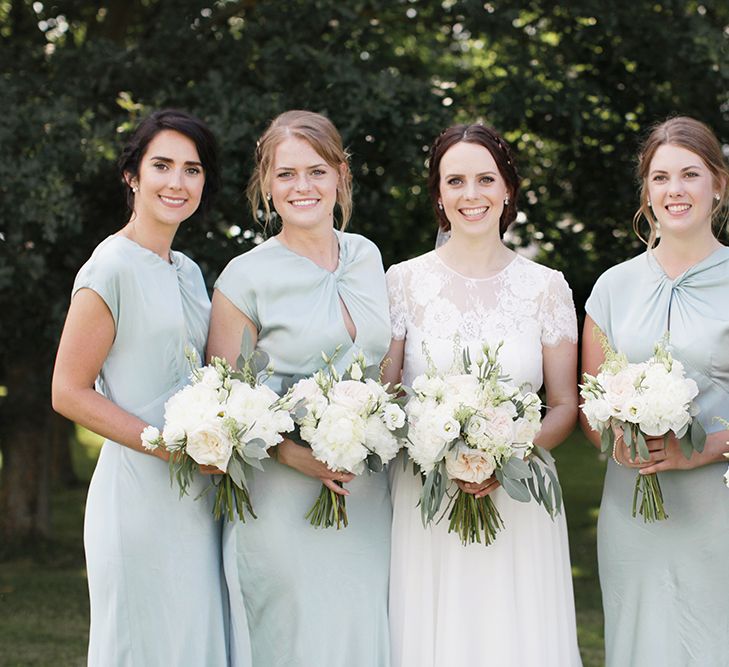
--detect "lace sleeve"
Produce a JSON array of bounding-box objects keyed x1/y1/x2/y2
[
  {"x1": 540, "y1": 270, "x2": 578, "y2": 346},
  {"x1": 385, "y1": 263, "x2": 407, "y2": 340}
]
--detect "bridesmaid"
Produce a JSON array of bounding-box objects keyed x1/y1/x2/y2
[
  {"x1": 383, "y1": 123, "x2": 582, "y2": 666},
  {"x1": 51, "y1": 110, "x2": 228, "y2": 666},
  {"x1": 207, "y1": 110, "x2": 391, "y2": 666},
  {"x1": 580, "y1": 116, "x2": 729, "y2": 666}
]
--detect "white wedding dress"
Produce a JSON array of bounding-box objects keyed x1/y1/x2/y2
[{"x1": 386, "y1": 250, "x2": 582, "y2": 667}]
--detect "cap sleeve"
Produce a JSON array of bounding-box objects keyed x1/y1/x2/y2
[
  {"x1": 72, "y1": 249, "x2": 122, "y2": 327},
  {"x1": 385, "y1": 263, "x2": 407, "y2": 341},
  {"x1": 540, "y1": 270, "x2": 578, "y2": 346},
  {"x1": 214, "y1": 256, "x2": 261, "y2": 330},
  {"x1": 584, "y1": 272, "x2": 609, "y2": 333}
]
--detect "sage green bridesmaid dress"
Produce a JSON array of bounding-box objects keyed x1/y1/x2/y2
[
  {"x1": 585, "y1": 247, "x2": 729, "y2": 667},
  {"x1": 215, "y1": 231, "x2": 392, "y2": 667},
  {"x1": 76, "y1": 236, "x2": 228, "y2": 666}
]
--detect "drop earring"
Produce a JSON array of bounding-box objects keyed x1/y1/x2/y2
[
  {"x1": 266, "y1": 192, "x2": 272, "y2": 201},
  {"x1": 438, "y1": 201, "x2": 443, "y2": 210},
  {"x1": 715, "y1": 193, "x2": 721, "y2": 201},
  {"x1": 504, "y1": 196, "x2": 510, "y2": 206}
]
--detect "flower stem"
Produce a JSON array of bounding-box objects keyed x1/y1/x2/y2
[
  {"x1": 448, "y1": 490, "x2": 504, "y2": 546},
  {"x1": 632, "y1": 472, "x2": 668, "y2": 522},
  {"x1": 305, "y1": 482, "x2": 348, "y2": 529}
]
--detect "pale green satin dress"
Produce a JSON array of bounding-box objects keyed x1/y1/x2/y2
[
  {"x1": 75, "y1": 236, "x2": 228, "y2": 666},
  {"x1": 215, "y1": 231, "x2": 392, "y2": 667},
  {"x1": 586, "y1": 247, "x2": 729, "y2": 667}
]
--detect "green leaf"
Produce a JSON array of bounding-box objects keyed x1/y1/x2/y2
[
  {"x1": 226, "y1": 456, "x2": 247, "y2": 490},
  {"x1": 600, "y1": 427, "x2": 614, "y2": 454},
  {"x1": 678, "y1": 434, "x2": 694, "y2": 460},
  {"x1": 501, "y1": 455, "x2": 531, "y2": 480},
  {"x1": 364, "y1": 364, "x2": 380, "y2": 381},
  {"x1": 690, "y1": 419, "x2": 706, "y2": 453},
  {"x1": 251, "y1": 349, "x2": 269, "y2": 374},
  {"x1": 544, "y1": 466, "x2": 563, "y2": 515},
  {"x1": 240, "y1": 327, "x2": 254, "y2": 360},
  {"x1": 636, "y1": 430, "x2": 650, "y2": 462},
  {"x1": 366, "y1": 452, "x2": 384, "y2": 472},
  {"x1": 500, "y1": 475, "x2": 531, "y2": 502}
]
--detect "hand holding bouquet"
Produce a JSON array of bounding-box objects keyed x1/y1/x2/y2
[
  {"x1": 283, "y1": 351, "x2": 408, "y2": 529},
  {"x1": 405, "y1": 342, "x2": 562, "y2": 546},
  {"x1": 142, "y1": 332, "x2": 294, "y2": 521},
  {"x1": 580, "y1": 332, "x2": 705, "y2": 522}
]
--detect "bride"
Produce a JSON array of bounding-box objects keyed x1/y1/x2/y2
[{"x1": 382, "y1": 123, "x2": 582, "y2": 666}]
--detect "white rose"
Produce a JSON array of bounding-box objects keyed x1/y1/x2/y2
[
  {"x1": 329, "y1": 380, "x2": 374, "y2": 413},
  {"x1": 602, "y1": 367, "x2": 640, "y2": 413},
  {"x1": 186, "y1": 419, "x2": 233, "y2": 471},
  {"x1": 445, "y1": 443, "x2": 496, "y2": 483},
  {"x1": 198, "y1": 365, "x2": 224, "y2": 390}
]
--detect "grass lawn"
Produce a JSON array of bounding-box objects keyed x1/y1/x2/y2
[{"x1": 0, "y1": 427, "x2": 606, "y2": 666}]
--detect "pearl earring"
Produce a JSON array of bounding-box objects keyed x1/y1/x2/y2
[
  {"x1": 438, "y1": 201, "x2": 444, "y2": 210},
  {"x1": 266, "y1": 192, "x2": 272, "y2": 201},
  {"x1": 504, "y1": 197, "x2": 510, "y2": 206},
  {"x1": 132, "y1": 186, "x2": 138, "y2": 194},
  {"x1": 647, "y1": 199, "x2": 652, "y2": 207},
  {"x1": 715, "y1": 193, "x2": 721, "y2": 201}
]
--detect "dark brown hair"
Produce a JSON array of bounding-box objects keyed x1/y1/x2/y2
[
  {"x1": 427, "y1": 123, "x2": 520, "y2": 237},
  {"x1": 118, "y1": 109, "x2": 220, "y2": 217}
]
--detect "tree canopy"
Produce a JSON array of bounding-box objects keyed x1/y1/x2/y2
[{"x1": 1, "y1": 0, "x2": 727, "y2": 541}]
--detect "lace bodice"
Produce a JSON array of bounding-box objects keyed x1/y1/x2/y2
[{"x1": 386, "y1": 251, "x2": 577, "y2": 392}]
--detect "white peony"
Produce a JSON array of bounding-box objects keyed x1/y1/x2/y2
[
  {"x1": 364, "y1": 415, "x2": 400, "y2": 463},
  {"x1": 309, "y1": 404, "x2": 368, "y2": 473}
]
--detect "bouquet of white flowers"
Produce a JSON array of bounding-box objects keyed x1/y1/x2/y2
[
  {"x1": 580, "y1": 332, "x2": 705, "y2": 522},
  {"x1": 142, "y1": 332, "x2": 294, "y2": 521},
  {"x1": 405, "y1": 342, "x2": 561, "y2": 546},
  {"x1": 283, "y1": 351, "x2": 408, "y2": 529}
]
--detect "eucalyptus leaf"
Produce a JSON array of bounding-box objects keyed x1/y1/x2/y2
[
  {"x1": 636, "y1": 430, "x2": 650, "y2": 462},
  {"x1": 367, "y1": 452, "x2": 384, "y2": 473},
  {"x1": 227, "y1": 456, "x2": 247, "y2": 489},
  {"x1": 251, "y1": 349, "x2": 269, "y2": 374},
  {"x1": 500, "y1": 475, "x2": 531, "y2": 503},
  {"x1": 243, "y1": 438, "x2": 269, "y2": 460},
  {"x1": 545, "y1": 466, "x2": 563, "y2": 515},
  {"x1": 364, "y1": 365, "x2": 380, "y2": 381},
  {"x1": 690, "y1": 419, "x2": 706, "y2": 452},
  {"x1": 678, "y1": 434, "x2": 694, "y2": 460},
  {"x1": 502, "y1": 455, "x2": 531, "y2": 480},
  {"x1": 240, "y1": 327, "x2": 254, "y2": 360},
  {"x1": 532, "y1": 445, "x2": 555, "y2": 466},
  {"x1": 600, "y1": 427, "x2": 614, "y2": 454}
]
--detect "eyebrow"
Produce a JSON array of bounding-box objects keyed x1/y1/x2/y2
[
  {"x1": 444, "y1": 171, "x2": 498, "y2": 178},
  {"x1": 149, "y1": 155, "x2": 203, "y2": 168},
  {"x1": 650, "y1": 165, "x2": 704, "y2": 174},
  {"x1": 275, "y1": 163, "x2": 329, "y2": 170}
]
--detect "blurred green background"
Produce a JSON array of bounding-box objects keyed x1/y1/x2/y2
[{"x1": 1, "y1": 1, "x2": 728, "y2": 664}]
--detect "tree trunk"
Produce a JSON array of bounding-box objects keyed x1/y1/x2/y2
[{"x1": 0, "y1": 354, "x2": 51, "y2": 544}]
